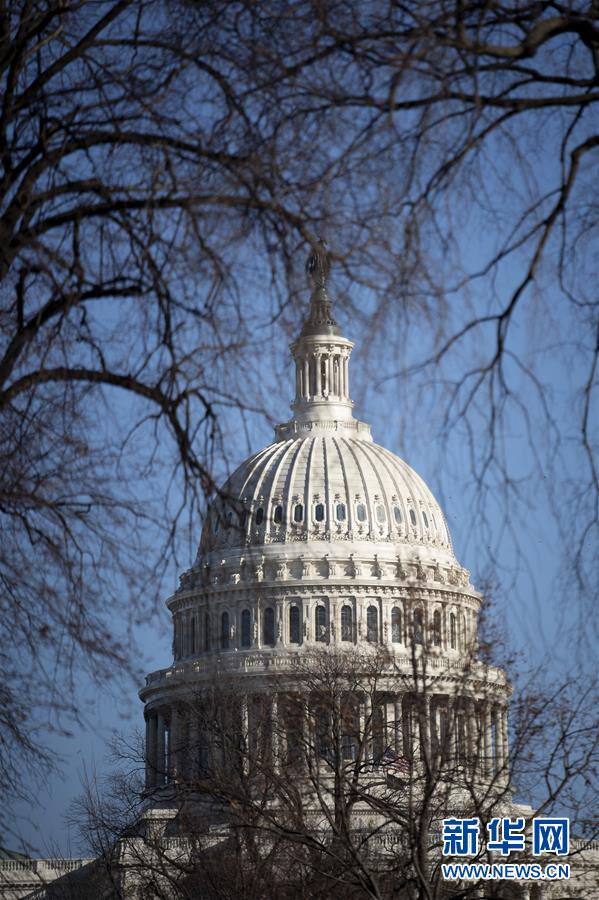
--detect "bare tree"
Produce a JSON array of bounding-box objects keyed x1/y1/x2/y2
[
  {"x1": 2, "y1": 0, "x2": 598, "y2": 848},
  {"x1": 68, "y1": 642, "x2": 598, "y2": 900}
]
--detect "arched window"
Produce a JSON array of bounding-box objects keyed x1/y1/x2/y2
[
  {"x1": 433, "y1": 609, "x2": 442, "y2": 646},
  {"x1": 413, "y1": 609, "x2": 423, "y2": 645},
  {"x1": 375, "y1": 504, "x2": 386, "y2": 523},
  {"x1": 273, "y1": 504, "x2": 283, "y2": 524},
  {"x1": 213, "y1": 514, "x2": 220, "y2": 534},
  {"x1": 367, "y1": 605, "x2": 378, "y2": 642},
  {"x1": 422, "y1": 511, "x2": 429, "y2": 528},
  {"x1": 393, "y1": 506, "x2": 402, "y2": 526},
  {"x1": 204, "y1": 611, "x2": 210, "y2": 651},
  {"x1": 315, "y1": 503, "x2": 325, "y2": 522},
  {"x1": 289, "y1": 606, "x2": 300, "y2": 644},
  {"x1": 450, "y1": 613, "x2": 456, "y2": 649},
  {"x1": 341, "y1": 605, "x2": 353, "y2": 642},
  {"x1": 255, "y1": 507, "x2": 264, "y2": 525},
  {"x1": 409, "y1": 509, "x2": 417, "y2": 526},
  {"x1": 336, "y1": 502, "x2": 346, "y2": 521},
  {"x1": 263, "y1": 607, "x2": 275, "y2": 646},
  {"x1": 190, "y1": 616, "x2": 196, "y2": 655},
  {"x1": 241, "y1": 609, "x2": 251, "y2": 648},
  {"x1": 221, "y1": 611, "x2": 229, "y2": 650},
  {"x1": 315, "y1": 605, "x2": 327, "y2": 642},
  {"x1": 225, "y1": 510, "x2": 233, "y2": 529},
  {"x1": 391, "y1": 607, "x2": 402, "y2": 643},
  {"x1": 293, "y1": 503, "x2": 304, "y2": 523},
  {"x1": 356, "y1": 503, "x2": 367, "y2": 522}
]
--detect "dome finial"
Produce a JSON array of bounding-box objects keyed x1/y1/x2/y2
[
  {"x1": 301, "y1": 237, "x2": 340, "y2": 337},
  {"x1": 306, "y1": 237, "x2": 330, "y2": 292}
]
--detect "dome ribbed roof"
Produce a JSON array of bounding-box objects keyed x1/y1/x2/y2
[
  {"x1": 198, "y1": 242, "x2": 454, "y2": 567},
  {"x1": 199, "y1": 433, "x2": 453, "y2": 558}
]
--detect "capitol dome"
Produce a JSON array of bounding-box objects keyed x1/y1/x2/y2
[
  {"x1": 140, "y1": 240, "x2": 512, "y2": 828},
  {"x1": 200, "y1": 433, "x2": 453, "y2": 560}
]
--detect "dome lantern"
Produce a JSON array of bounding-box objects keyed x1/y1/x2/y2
[{"x1": 285, "y1": 240, "x2": 361, "y2": 435}]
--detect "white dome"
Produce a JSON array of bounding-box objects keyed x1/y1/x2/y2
[{"x1": 199, "y1": 433, "x2": 453, "y2": 560}]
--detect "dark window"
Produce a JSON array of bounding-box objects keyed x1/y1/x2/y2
[
  {"x1": 375, "y1": 504, "x2": 386, "y2": 523},
  {"x1": 342, "y1": 734, "x2": 357, "y2": 761},
  {"x1": 356, "y1": 503, "x2": 367, "y2": 522},
  {"x1": 336, "y1": 503, "x2": 346, "y2": 521},
  {"x1": 239, "y1": 510, "x2": 247, "y2": 529},
  {"x1": 315, "y1": 605, "x2": 327, "y2": 642},
  {"x1": 255, "y1": 507, "x2": 264, "y2": 525},
  {"x1": 413, "y1": 609, "x2": 423, "y2": 645},
  {"x1": 433, "y1": 610, "x2": 441, "y2": 646},
  {"x1": 367, "y1": 605, "x2": 378, "y2": 642},
  {"x1": 341, "y1": 605, "x2": 353, "y2": 641},
  {"x1": 213, "y1": 515, "x2": 219, "y2": 534},
  {"x1": 273, "y1": 504, "x2": 283, "y2": 524},
  {"x1": 241, "y1": 609, "x2": 251, "y2": 648},
  {"x1": 263, "y1": 607, "x2": 275, "y2": 646},
  {"x1": 409, "y1": 509, "x2": 417, "y2": 526},
  {"x1": 289, "y1": 606, "x2": 300, "y2": 644},
  {"x1": 225, "y1": 510, "x2": 233, "y2": 528},
  {"x1": 204, "y1": 612, "x2": 210, "y2": 651},
  {"x1": 450, "y1": 613, "x2": 456, "y2": 649},
  {"x1": 422, "y1": 511, "x2": 429, "y2": 528},
  {"x1": 221, "y1": 611, "x2": 229, "y2": 650},
  {"x1": 391, "y1": 607, "x2": 402, "y2": 643},
  {"x1": 294, "y1": 503, "x2": 304, "y2": 523},
  {"x1": 315, "y1": 503, "x2": 325, "y2": 522},
  {"x1": 393, "y1": 506, "x2": 402, "y2": 526}
]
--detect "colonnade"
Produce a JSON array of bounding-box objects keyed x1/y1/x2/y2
[
  {"x1": 144, "y1": 691, "x2": 509, "y2": 790},
  {"x1": 294, "y1": 348, "x2": 350, "y2": 402}
]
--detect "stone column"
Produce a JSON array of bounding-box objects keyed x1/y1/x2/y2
[
  {"x1": 501, "y1": 706, "x2": 510, "y2": 783},
  {"x1": 146, "y1": 714, "x2": 158, "y2": 789},
  {"x1": 271, "y1": 694, "x2": 279, "y2": 772},
  {"x1": 156, "y1": 712, "x2": 166, "y2": 786},
  {"x1": 361, "y1": 694, "x2": 372, "y2": 761},
  {"x1": 300, "y1": 696, "x2": 310, "y2": 770},
  {"x1": 276, "y1": 599, "x2": 284, "y2": 647},
  {"x1": 188, "y1": 708, "x2": 199, "y2": 781},
  {"x1": 343, "y1": 355, "x2": 349, "y2": 398},
  {"x1": 494, "y1": 706, "x2": 504, "y2": 774},
  {"x1": 429, "y1": 697, "x2": 438, "y2": 765},
  {"x1": 394, "y1": 696, "x2": 403, "y2": 754},
  {"x1": 169, "y1": 704, "x2": 180, "y2": 781},
  {"x1": 303, "y1": 358, "x2": 309, "y2": 399},
  {"x1": 330, "y1": 598, "x2": 338, "y2": 644},
  {"x1": 255, "y1": 601, "x2": 261, "y2": 650},
  {"x1": 240, "y1": 695, "x2": 249, "y2": 774},
  {"x1": 484, "y1": 703, "x2": 493, "y2": 776},
  {"x1": 466, "y1": 700, "x2": 476, "y2": 772},
  {"x1": 315, "y1": 353, "x2": 322, "y2": 396}
]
